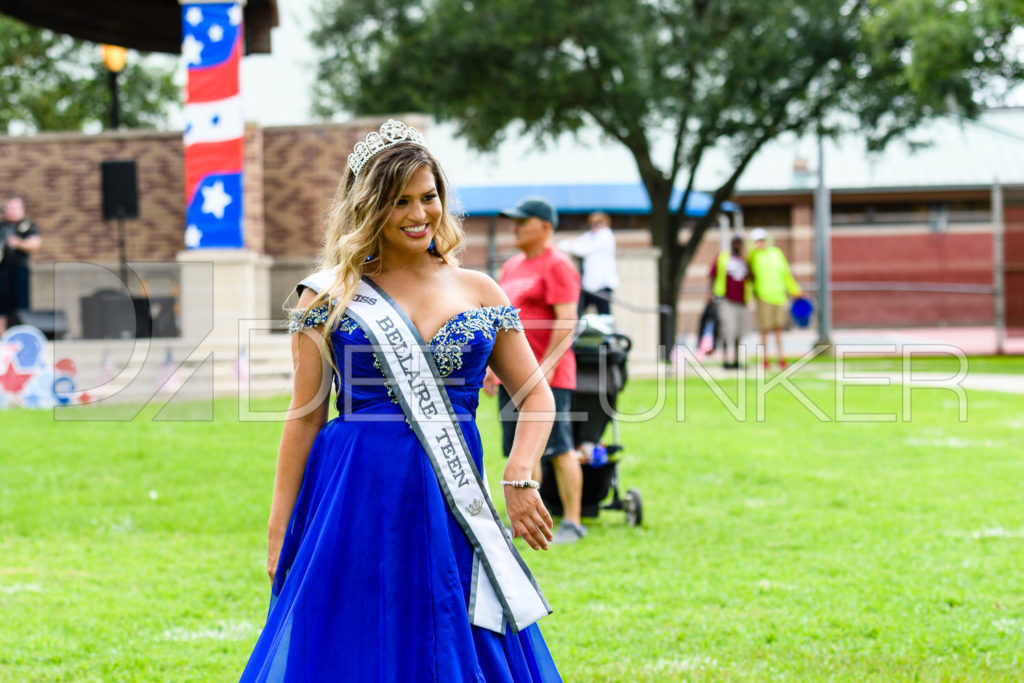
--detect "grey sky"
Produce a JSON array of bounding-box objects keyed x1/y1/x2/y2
[{"x1": 240, "y1": 0, "x2": 318, "y2": 126}]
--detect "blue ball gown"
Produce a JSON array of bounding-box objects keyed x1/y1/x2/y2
[{"x1": 239, "y1": 304, "x2": 561, "y2": 682}]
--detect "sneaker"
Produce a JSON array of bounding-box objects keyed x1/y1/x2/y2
[{"x1": 551, "y1": 521, "x2": 587, "y2": 545}]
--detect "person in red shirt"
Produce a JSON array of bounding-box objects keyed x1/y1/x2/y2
[
  {"x1": 708, "y1": 235, "x2": 751, "y2": 369},
  {"x1": 484, "y1": 196, "x2": 586, "y2": 544}
]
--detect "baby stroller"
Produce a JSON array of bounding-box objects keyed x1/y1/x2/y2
[{"x1": 539, "y1": 315, "x2": 643, "y2": 526}]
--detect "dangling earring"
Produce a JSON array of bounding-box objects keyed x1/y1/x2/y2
[{"x1": 427, "y1": 238, "x2": 437, "y2": 255}]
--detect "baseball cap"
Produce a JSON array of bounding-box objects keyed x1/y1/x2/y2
[
  {"x1": 499, "y1": 196, "x2": 559, "y2": 228},
  {"x1": 749, "y1": 227, "x2": 768, "y2": 242}
]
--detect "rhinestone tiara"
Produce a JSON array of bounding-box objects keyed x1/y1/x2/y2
[{"x1": 347, "y1": 119, "x2": 428, "y2": 178}]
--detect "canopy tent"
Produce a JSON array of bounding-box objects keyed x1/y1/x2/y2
[
  {"x1": 0, "y1": 0, "x2": 278, "y2": 53},
  {"x1": 453, "y1": 183, "x2": 740, "y2": 217}
]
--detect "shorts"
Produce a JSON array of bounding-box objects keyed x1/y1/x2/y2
[
  {"x1": 717, "y1": 299, "x2": 749, "y2": 344},
  {"x1": 497, "y1": 385, "x2": 575, "y2": 460},
  {"x1": 756, "y1": 299, "x2": 788, "y2": 332}
]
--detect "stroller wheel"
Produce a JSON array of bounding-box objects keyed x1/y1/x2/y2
[{"x1": 624, "y1": 488, "x2": 643, "y2": 526}]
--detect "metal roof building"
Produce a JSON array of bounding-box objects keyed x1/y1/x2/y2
[{"x1": 429, "y1": 108, "x2": 1024, "y2": 202}]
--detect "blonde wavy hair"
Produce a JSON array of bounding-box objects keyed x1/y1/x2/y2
[{"x1": 298, "y1": 140, "x2": 464, "y2": 352}]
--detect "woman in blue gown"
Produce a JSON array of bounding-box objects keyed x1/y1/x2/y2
[{"x1": 239, "y1": 120, "x2": 562, "y2": 682}]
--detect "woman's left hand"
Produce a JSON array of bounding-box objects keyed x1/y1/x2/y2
[
  {"x1": 504, "y1": 486, "x2": 553, "y2": 551},
  {"x1": 482, "y1": 368, "x2": 499, "y2": 397}
]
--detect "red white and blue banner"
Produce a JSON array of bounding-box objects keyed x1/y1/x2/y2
[{"x1": 181, "y1": 2, "x2": 245, "y2": 249}]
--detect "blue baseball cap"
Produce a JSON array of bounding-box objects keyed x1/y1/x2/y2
[{"x1": 499, "y1": 196, "x2": 558, "y2": 228}]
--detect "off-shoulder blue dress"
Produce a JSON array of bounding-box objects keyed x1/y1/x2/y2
[{"x1": 239, "y1": 304, "x2": 561, "y2": 682}]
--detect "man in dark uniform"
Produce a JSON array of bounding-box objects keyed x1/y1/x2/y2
[{"x1": 0, "y1": 195, "x2": 42, "y2": 333}]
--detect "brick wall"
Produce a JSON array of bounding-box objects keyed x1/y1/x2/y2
[
  {"x1": 1006, "y1": 202, "x2": 1024, "y2": 330},
  {"x1": 261, "y1": 124, "x2": 353, "y2": 258},
  {"x1": 243, "y1": 124, "x2": 266, "y2": 253},
  {"x1": 1, "y1": 119, "x2": 400, "y2": 319},
  {"x1": 0, "y1": 117, "x2": 412, "y2": 266},
  {"x1": 0, "y1": 129, "x2": 185, "y2": 263},
  {"x1": 261, "y1": 115, "x2": 432, "y2": 258},
  {"x1": 831, "y1": 227, "x2": 995, "y2": 327}
]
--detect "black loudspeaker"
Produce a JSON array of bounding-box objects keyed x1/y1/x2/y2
[
  {"x1": 80, "y1": 289, "x2": 135, "y2": 339},
  {"x1": 79, "y1": 291, "x2": 179, "y2": 339},
  {"x1": 100, "y1": 160, "x2": 139, "y2": 220}
]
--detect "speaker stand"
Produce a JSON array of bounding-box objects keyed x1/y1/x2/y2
[{"x1": 118, "y1": 218, "x2": 129, "y2": 289}]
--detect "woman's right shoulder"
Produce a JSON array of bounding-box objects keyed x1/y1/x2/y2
[
  {"x1": 295, "y1": 287, "x2": 321, "y2": 308},
  {"x1": 289, "y1": 268, "x2": 340, "y2": 333},
  {"x1": 296, "y1": 267, "x2": 339, "y2": 298}
]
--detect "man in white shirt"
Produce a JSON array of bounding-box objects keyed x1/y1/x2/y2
[{"x1": 559, "y1": 211, "x2": 619, "y2": 316}]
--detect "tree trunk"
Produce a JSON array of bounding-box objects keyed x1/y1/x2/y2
[
  {"x1": 644, "y1": 136, "x2": 766, "y2": 360},
  {"x1": 644, "y1": 182, "x2": 682, "y2": 358},
  {"x1": 635, "y1": 137, "x2": 762, "y2": 362},
  {"x1": 650, "y1": 203, "x2": 717, "y2": 360},
  {"x1": 657, "y1": 246, "x2": 685, "y2": 357}
]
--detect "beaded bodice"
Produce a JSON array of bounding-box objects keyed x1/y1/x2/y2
[{"x1": 290, "y1": 304, "x2": 522, "y2": 415}]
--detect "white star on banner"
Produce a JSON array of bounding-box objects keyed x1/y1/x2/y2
[
  {"x1": 200, "y1": 181, "x2": 233, "y2": 219},
  {"x1": 208, "y1": 23, "x2": 224, "y2": 42},
  {"x1": 228, "y1": 5, "x2": 243, "y2": 26},
  {"x1": 185, "y1": 6, "x2": 203, "y2": 27},
  {"x1": 184, "y1": 224, "x2": 203, "y2": 248},
  {"x1": 181, "y1": 34, "x2": 204, "y2": 65}
]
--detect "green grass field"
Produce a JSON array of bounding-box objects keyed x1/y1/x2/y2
[{"x1": 2, "y1": 358, "x2": 1023, "y2": 681}]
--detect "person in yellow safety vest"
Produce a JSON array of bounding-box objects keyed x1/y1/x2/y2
[
  {"x1": 747, "y1": 227, "x2": 801, "y2": 370},
  {"x1": 708, "y1": 235, "x2": 751, "y2": 369}
]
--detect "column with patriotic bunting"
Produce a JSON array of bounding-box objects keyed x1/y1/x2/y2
[
  {"x1": 176, "y1": 0, "x2": 270, "y2": 375},
  {"x1": 181, "y1": 1, "x2": 245, "y2": 249}
]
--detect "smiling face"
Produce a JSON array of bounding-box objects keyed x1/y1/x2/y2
[{"x1": 379, "y1": 164, "x2": 441, "y2": 258}]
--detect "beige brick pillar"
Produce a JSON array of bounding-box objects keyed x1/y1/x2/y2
[
  {"x1": 176, "y1": 248, "x2": 272, "y2": 343},
  {"x1": 788, "y1": 200, "x2": 815, "y2": 285},
  {"x1": 175, "y1": 249, "x2": 272, "y2": 397},
  {"x1": 611, "y1": 247, "x2": 662, "y2": 376},
  {"x1": 243, "y1": 123, "x2": 266, "y2": 254}
]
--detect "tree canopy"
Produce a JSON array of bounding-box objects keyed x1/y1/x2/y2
[
  {"x1": 310, "y1": 0, "x2": 1024, "y2": 348},
  {"x1": 0, "y1": 15, "x2": 178, "y2": 134}
]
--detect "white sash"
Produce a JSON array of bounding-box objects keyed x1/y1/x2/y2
[{"x1": 337, "y1": 276, "x2": 551, "y2": 634}]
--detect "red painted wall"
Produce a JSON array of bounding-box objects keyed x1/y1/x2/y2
[
  {"x1": 831, "y1": 231, "x2": 994, "y2": 326},
  {"x1": 1005, "y1": 205, "x2": 1024, "y2": 330}
]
